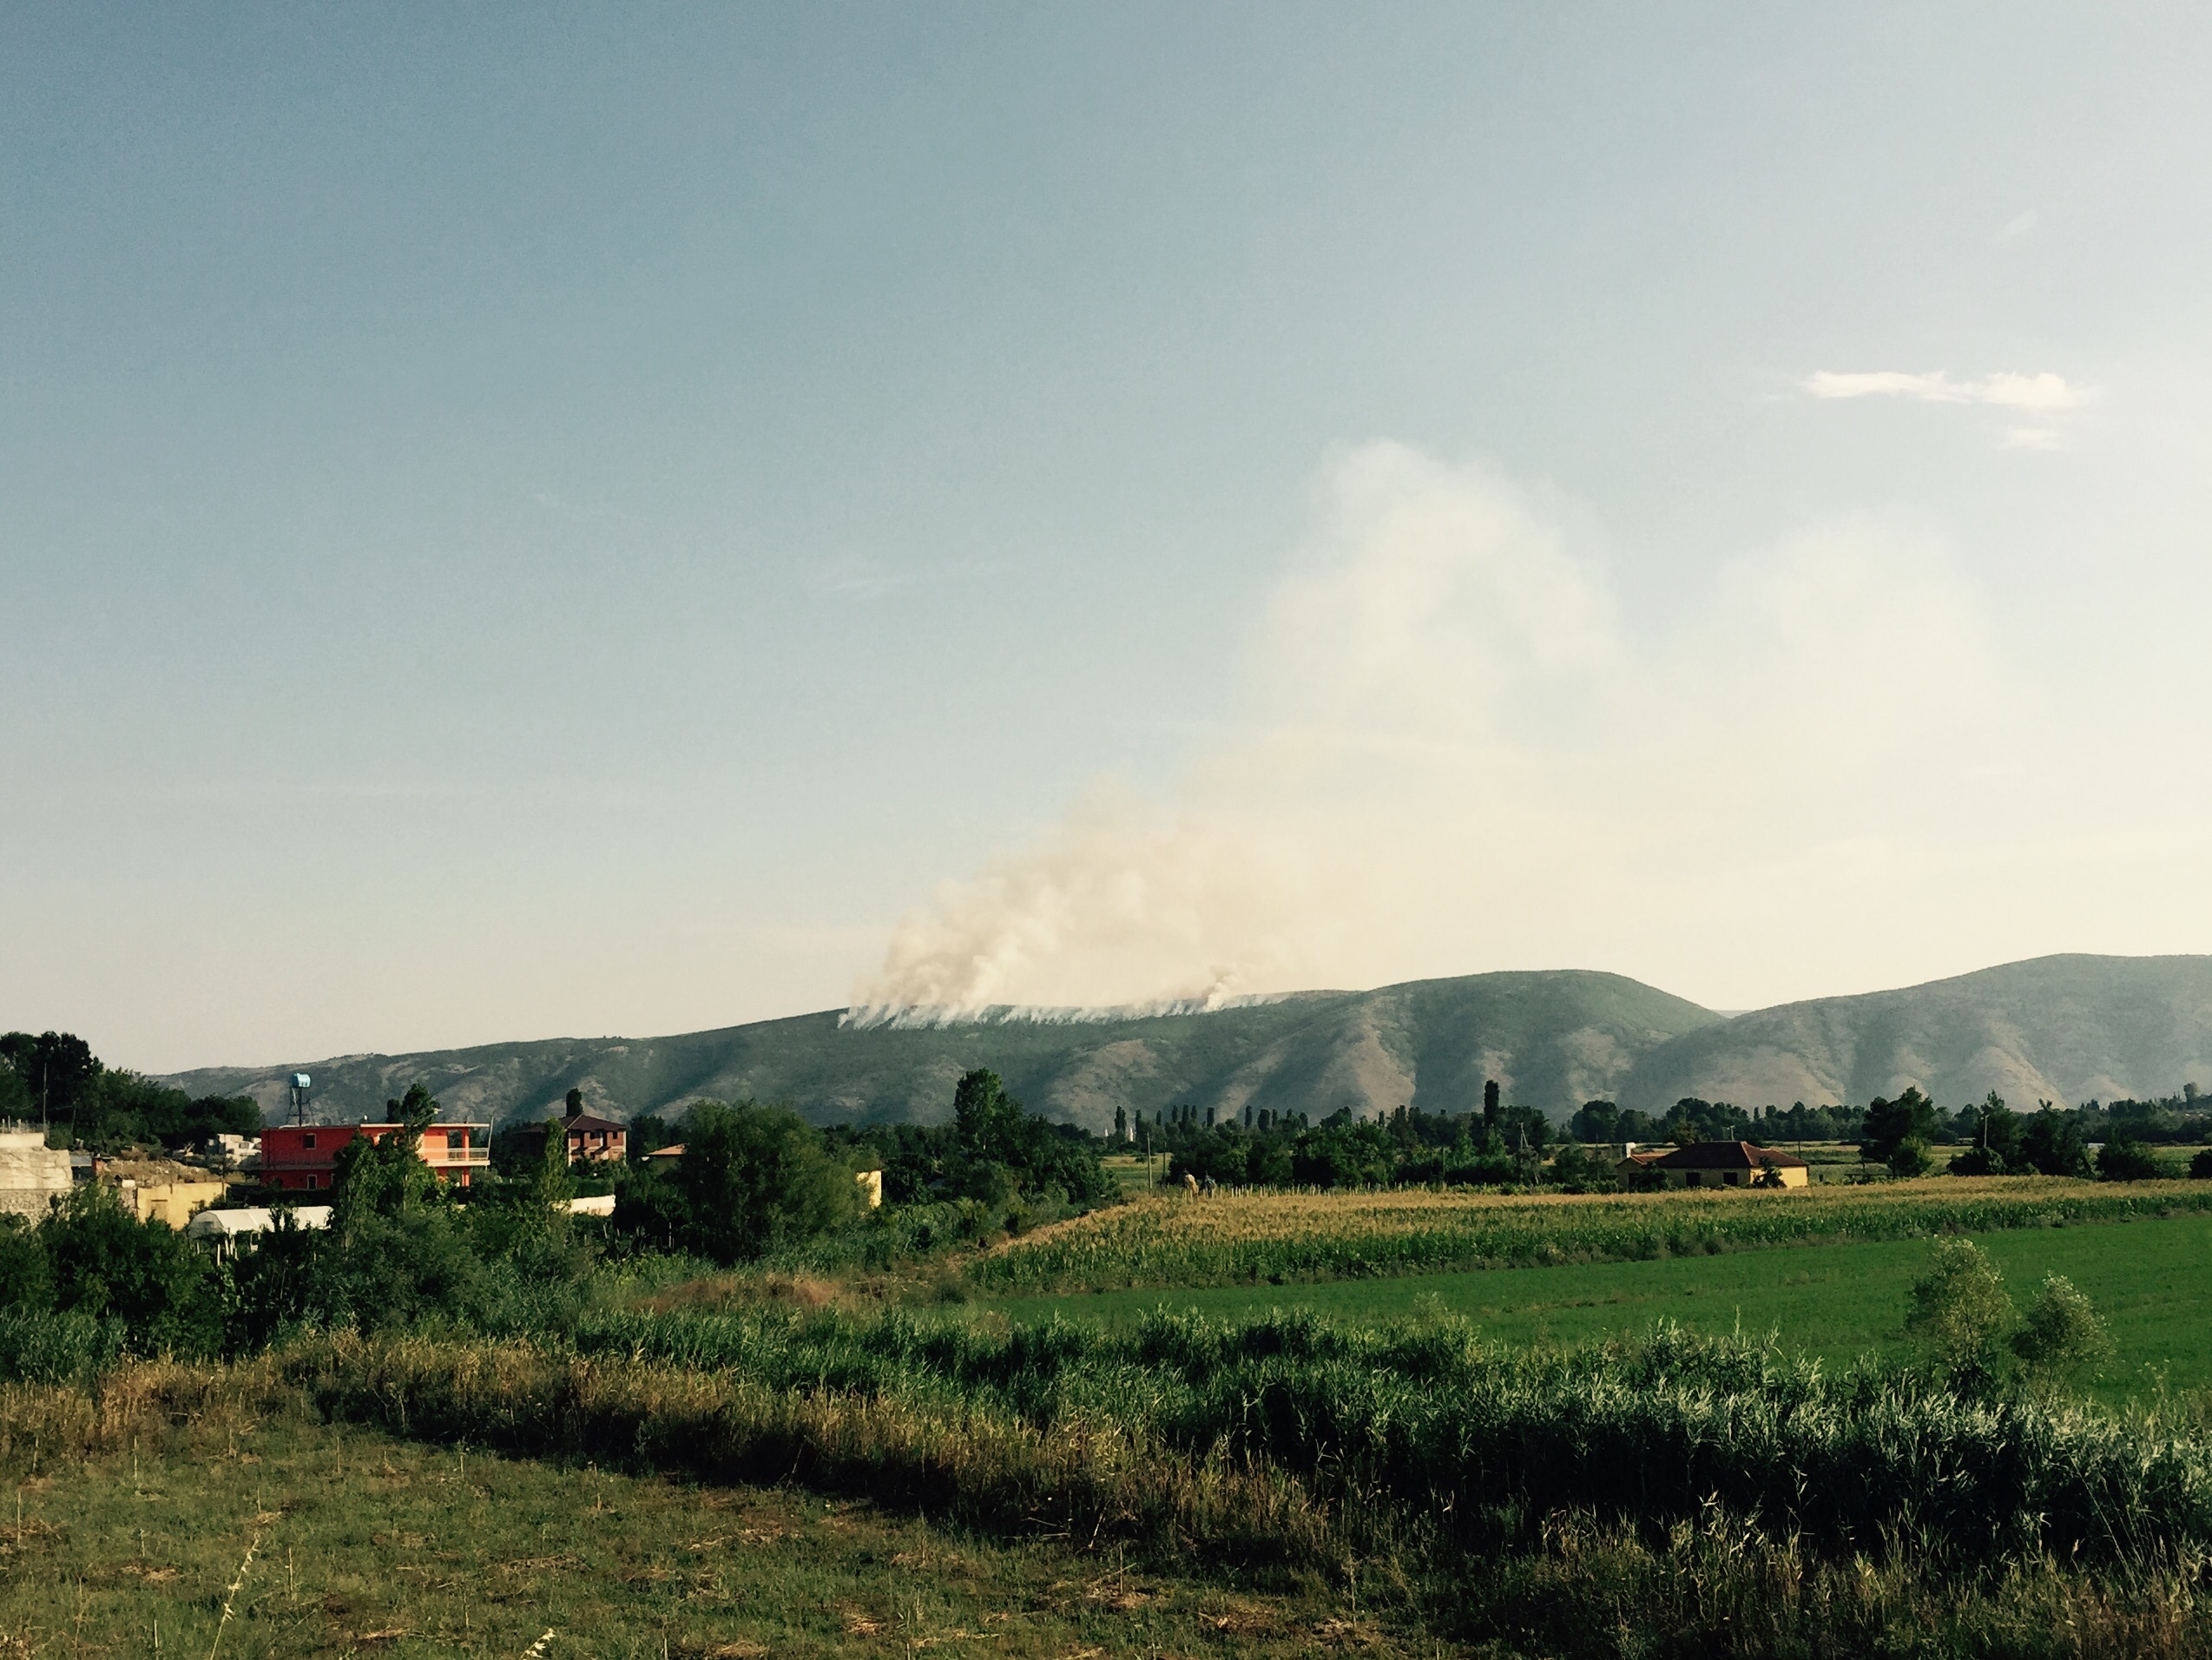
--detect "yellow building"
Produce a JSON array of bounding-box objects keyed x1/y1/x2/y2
[{"x1": 1626, "y1": 1141, "x2": 1812, "y2": 1189}]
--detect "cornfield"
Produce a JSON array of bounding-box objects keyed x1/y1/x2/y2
[{"x1": 967, "y1": 1177, "x2": 2212, "y2": 1294}]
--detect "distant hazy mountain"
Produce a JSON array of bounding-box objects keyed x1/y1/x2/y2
[
  {"x1": 161, "y1": 953, "x2": 2212, "y2": 1132},
  {"x1": 161, "y1": 970, "x2": 1719, "y2": 1133},
  {"x1": 1618, "y1": 953, "x2": 2212, "y2": 1113}
]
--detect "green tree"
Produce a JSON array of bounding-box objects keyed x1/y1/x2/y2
[
  {"x1": 0, "y1": 1218, "x2": 53, "y2": 1312},
  {"x1": 1903, "y1": 1238, "x2": 2013, "y2": 1382},
  {"x1": 952, "y1": 1070, "x2": 1028, "y2": 1166},
  {"x1": 2095, "y1": 1135, "x2": 2162, "y2": 1182},
  {"x1": 36, "y1": 1183, "x2": 219, "y2": 1359},
  {"x1": 1860, "y1": 1088, "x2": 1939, "y2": 1165},
  {"x1": 1887, "y1": 1136, "x2": 1932, "y2": 1178},
  {"x1": 530, "y1": 1114, "x2": 577, "y2": 1209},
  {"x1": 332, "y1": 1084, "x2": 441, "y2": 1225},
  {"x1": 2019, "y1": 1110, "x2": 2091, "y2": 1177},
  {"x1": 0, "y1": 1031, "x2": 100, "y2": 1125},
  {"x1": 326, "y1": 1083, "x2": 486, "y2": 1333},
  {"x1": 1949, "y1": 1092, "x2": 2022, "y2": 1176},
  {"x1": 1569, "y1": 1100, "x2": 1620, "y2": 1143},
  {"x1": 0, "y1": 1061, "x2": 29, "y2": 1123},
  {"x1": 2010, "y1": 1274, "x2": 2110, "y2": 1387},
  {"x1": 676, "y1": 1100, "x2": 859, "y2": 1264},
  {"x1": 1548, "y1": 1142, "x2": 1594, "y2": 1186}
]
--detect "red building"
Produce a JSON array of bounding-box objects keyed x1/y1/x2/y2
[
  {"x1": 559, "y1": 1111, "x2": 627, "y2": 1165},
  {"x1": 260, "y1": 1121, "x2": 490, "y2": 1192},
  {"x1": 510, "y1": 1110, "x2": 629, "y2": 1169}
]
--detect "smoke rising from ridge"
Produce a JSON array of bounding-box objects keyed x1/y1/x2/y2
[{"x1": 854, "y1": 442, "x2": 2133, "y2": 1015}]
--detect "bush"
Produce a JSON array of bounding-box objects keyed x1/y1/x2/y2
[
  {"x1": 2011, "y1": 1274, "x2": 2110, "y2": 1386},
  {"x1": 1886, "y1": 1136, "x2": 1932, "y2": 1179},
  {"x1": 2096, "y1": 1136, "x2": 2162, "y2": 1182},
  {"x1": 38, "y1": 1183, "x2": 220, "y2": 1360},
  {"x1": 2191, "y1": 1148, "x2": 2212, "y2": 1180},
  {"x1": 675, "y1": 1100, "x2": 862, "y2": 1265},
  {"x1": 0, "y1": 1308, "x2": 121, "y2": 1385},
  {"x1": 0, "y1": 1216, "x2": 53, "y2": 1312},
  {"x1": 1903, "y1": 1238, "x2": 2011, "y2": 1380}
]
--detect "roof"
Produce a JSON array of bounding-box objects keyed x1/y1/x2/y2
[
  {"x1": 1616, "y1": 1149, "x2": 1668, "y2": 1166},
  {"x1": 186, "y1": 1204, "x2": 333, "y2": 1237},
  {"x1": 1652, "y1": 1141, "x2": 1810, "y2": 1170},
  {"x1": 645, "y1": 1143, "x2": 683, "y2": 1159},
  {"x1": 562, "y1": 1113, "x2": 627, "y2": 1134}
]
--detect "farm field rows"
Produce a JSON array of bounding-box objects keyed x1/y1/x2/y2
[
  {"x1": 985, "y1": 1207, "x2": 2212, "y2": 1403},
  {"x1": 972, "y1": 1176, "x2": 2212, "y2": 1294}
]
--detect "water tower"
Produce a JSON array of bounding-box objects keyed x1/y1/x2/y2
[{"x1": 289, "y1": 1072, "x2": 313, "y2": 1125}]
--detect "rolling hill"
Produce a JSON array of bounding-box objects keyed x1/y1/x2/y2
[
  {"x1": 1618, "y1": 953, "x2": 2212, "y2": 1113},
  {"x1": 160, "y1": 954, "x2": 2212, "y2": 1132},
  {"x1": 161, "y1": 970, "x2": 1720, "y2": 1134}
]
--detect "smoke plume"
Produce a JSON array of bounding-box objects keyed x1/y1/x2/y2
[{"x1": 854, "y1": 442, "x2": 2062, "y2": 1016}]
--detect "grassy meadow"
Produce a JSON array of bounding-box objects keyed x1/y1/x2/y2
[{"x1": 0, "y1": 1368, "x2": 1376, "y2": 1660}]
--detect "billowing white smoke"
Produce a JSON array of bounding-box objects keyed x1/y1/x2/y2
[{"x1": 855, "y1": 442, "x2": 2022, "y2": 1015}]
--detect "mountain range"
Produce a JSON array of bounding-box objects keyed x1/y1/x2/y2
[{"x1": 161, "y1": 953, "x2": 2212, "y2": 1134}]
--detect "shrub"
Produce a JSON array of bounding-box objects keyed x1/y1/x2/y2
[
  {"x1": 2011, "y1": 1274, "x2": 2110, "y2": 1386},
  {"x1": 676, "y1": 1100, "x2": 862, "y2": 1265},
  {"x1": 2191, "y1": 1148, "x2": 2212, "y2": 1180},
  {"x1": 37, "y1": 1183, "x2": 220, "y2": 1360},
  {"x1": 0, "y1": 1308, "x2": 121, "y2": 1385},
  {"x1": 1886, "y1": 1136, "x2": 1932, "y2": 1178},
  {"x1": 0, "y1": 1216, "x2": 53, "y2": 1312},
  {"x1": 2096, "y1": 1136, "x2": 2162, "y2": 1182},
  {"x1": 1903, "y1": 1238, "x2": 2012, "y2": 1379}
]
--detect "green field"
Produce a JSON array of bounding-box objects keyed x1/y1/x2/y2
[{"x1": 987, "y1": 1207, "x2": 2212, "y2": 1402}]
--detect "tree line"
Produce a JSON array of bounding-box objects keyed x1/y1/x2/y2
[{"x1": 0, "y1": 1031, "x2": 259, "y2": 1150}]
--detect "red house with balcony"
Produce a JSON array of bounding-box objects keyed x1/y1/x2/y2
[{"x1": 260, "y1": 1121, "x2": 490, "y2": 1192}]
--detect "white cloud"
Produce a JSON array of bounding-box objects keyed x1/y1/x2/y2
[
  {"x1": 855, "y1": 445, "x2": 2037, "y2": 1016},
  {"x1": 2002, "y1": 425, "x2": 2062, "y2": 451},
  {"x1": 1999, "y1": 208, "x2": 2039, "y2": 241},
  {"x1": 1802, "y1": 370, "x2": 2086, "y2": 411}
]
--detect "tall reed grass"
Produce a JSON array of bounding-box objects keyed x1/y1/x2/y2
[
  {"x1": 12, "y1": 1322, "x2": 2209, "y2": 1657},
  {"x1": 279, "y1": 1306, "x2": 2212, "y2": 1576}
]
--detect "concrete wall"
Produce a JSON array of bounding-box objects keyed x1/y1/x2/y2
[{"x1": 0, "y1": 1128, "x2": 71, "y2": 1222}]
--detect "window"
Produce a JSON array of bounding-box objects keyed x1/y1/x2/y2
[{"x1": 302, "y1": 1134, "x2": 316, "y2": 1149}]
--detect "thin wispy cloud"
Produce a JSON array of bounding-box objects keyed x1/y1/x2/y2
[
  {"x1": 806, "y1": 557, "x2": 995, "y2": 602},
  {"x1": 1998, "y1": 208, "x2": 2039, "y2": 241},
  {"x1": 1802, "y1": 370, "x2": 2086, "y2": 412}
]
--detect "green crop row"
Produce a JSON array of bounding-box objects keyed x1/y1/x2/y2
[{"x1": 966, "y1": 1181, "x2": 2212, "y2": 1294}]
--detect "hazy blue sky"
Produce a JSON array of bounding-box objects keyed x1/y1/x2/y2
[{"x1": 8, "y1": 5, "x2": 2212, "y2": 1069}]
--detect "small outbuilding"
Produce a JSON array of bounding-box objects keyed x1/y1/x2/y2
[
  {"x1": 0, "y1": 1128, "x2": 70, "y2": 1221},
  {"x1": 185, "y1": 1204, "x2": 333, "y2": 1257},
  {"x1": 1636, "y1": 1141, "x2": 1811, "y2": 1189}
]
